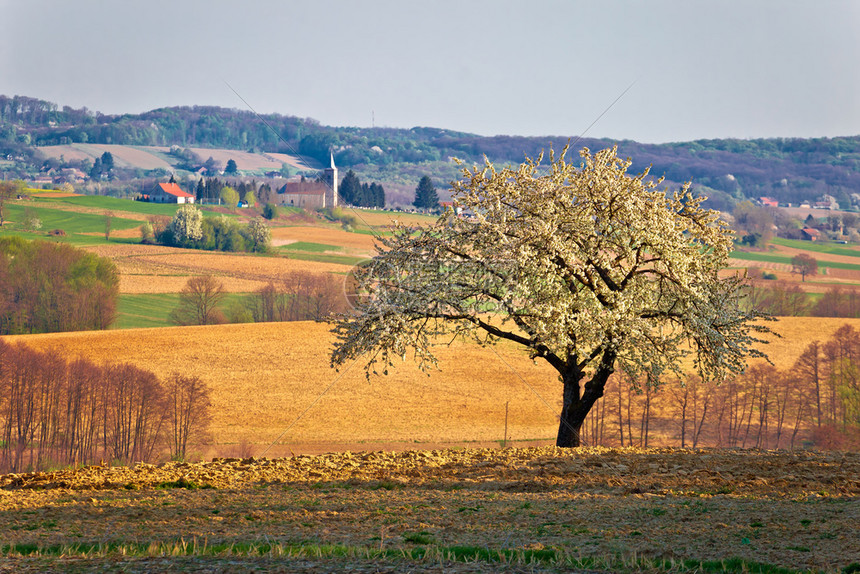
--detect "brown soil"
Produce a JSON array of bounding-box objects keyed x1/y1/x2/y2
[{"x1": 0, "y1": 447, "x2": 857, "y2": 573}]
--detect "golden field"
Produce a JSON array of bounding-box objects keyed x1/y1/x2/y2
[
  {"x1": 82, "y1": 243, "x2": 353, "y2": 294},
  {"x1": 270, "y1": 225, "x2": 378, "y2": 254},
  {"x1": 7, "y1": 316, "x2": 855, "y2": 455}
]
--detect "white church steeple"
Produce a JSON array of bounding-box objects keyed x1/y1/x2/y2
[{"x1": 323, "y1": 152, "x2": 338, "y2": 207}]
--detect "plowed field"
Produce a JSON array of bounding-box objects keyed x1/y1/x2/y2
[
  {"x1": 82, "y1": 244, "x2": 352, "y2": 294},
  {"x1": 0, "y1": 447, "x2": 857, "y2": 573}
]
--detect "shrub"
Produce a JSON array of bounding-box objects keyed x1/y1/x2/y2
[{"x1": 262, "y1": 203, "x2": 279, "y2": 220}]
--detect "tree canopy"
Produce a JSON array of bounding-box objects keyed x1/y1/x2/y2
[
  {"x1": 791, "y1": 253, "x2": 818, "y2": 282},
  {"x1": 332, "y1": 146, "x2": 769, "y2": 447},
  {"x1": 0, "y1": 237, "x2": 118, "y2": 334}
]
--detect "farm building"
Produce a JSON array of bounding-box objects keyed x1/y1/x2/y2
[
  {"x1": 150, "y1": 182, "x2": 195, "y2": 204},
  {"x1": 277, "y1": 154, "x2": 338, "y2": 209},
  {"x1": 801, "y1": 227, "x2": 821, "y2": 241}
]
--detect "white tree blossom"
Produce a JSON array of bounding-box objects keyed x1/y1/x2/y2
[
  {"x1": 170, "y1": 204, "x2": 203, "y2": 245},
  {"x1": 332, "y1": 146, "x2": 770, "y2": 447},
  {"x1": 247, "y1": 216, "x2": 271, "y2": 252}
]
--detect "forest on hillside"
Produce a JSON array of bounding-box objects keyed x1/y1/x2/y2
[{"x1": 3, "y1": 94, "x2": 860, "y2": 210}]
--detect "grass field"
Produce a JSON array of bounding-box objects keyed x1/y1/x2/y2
[
  {"x1": 114, "y1": 293, "x2": 253, "y2": 329},
  {"x1": 730, "y1": 249, "x2": 860, "y2": 271},
  {"x1": 2, "y1": 203, "x2": 142, "y2": 245}
]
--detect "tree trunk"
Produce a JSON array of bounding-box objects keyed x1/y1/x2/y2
[{"x1": 556, "y1": 351, "x2": 616, "y2": 448}]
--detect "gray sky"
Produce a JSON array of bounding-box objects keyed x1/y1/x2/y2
[{"x1": 2, "y1": 0, "x2": 858, "y2": 143}]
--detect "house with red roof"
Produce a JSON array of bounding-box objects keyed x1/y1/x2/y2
[
  {"x1": 151, "y1": 182, "x2": 195, "y2": 204},
  {"x1": 801, "y1": 227, "x2": 821, "y2": 241}
]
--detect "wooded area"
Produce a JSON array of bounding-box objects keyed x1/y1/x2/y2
[
  {"x1": 0, "y1": 340, "x2": 212, "y2": 473},
  {"x1": 0, "y1": 237, "x2": 118, "y2": 334}
]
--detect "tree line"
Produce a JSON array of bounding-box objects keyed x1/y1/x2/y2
[
  {"x1": 0, "y1": 237, "x2": 118, "y2": 335},
  {"x1": 338, "y1": 170, "x2": 385, "y2": 208},
  {"x1": 580, "y1": 324, "x2": 860, "y2": 449},
  {"x1": 144, "y1": 205, "x2": 271, "y2": 254},
  {"x1": 0, "y1": 340, "x2": 212, "y2": 473},
  {"x1": 747, "y1": 278, "x2": 860, "y2": 318},
  {"x1": 168, "y1": 273, "x2": 349, "y2": 326}
]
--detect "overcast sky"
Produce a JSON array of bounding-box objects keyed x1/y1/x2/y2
[{"x1": 1, "y1": 0, "x2": 858, "y2": 143}]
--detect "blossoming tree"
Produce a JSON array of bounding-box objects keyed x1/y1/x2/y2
[{"x1": 332, "y1": 146, "x2": 769, "y2": 447}]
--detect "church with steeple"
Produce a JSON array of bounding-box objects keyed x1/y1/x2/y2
[{"x1": 276, "y1": 153, "x2": 338, "y2": 209}]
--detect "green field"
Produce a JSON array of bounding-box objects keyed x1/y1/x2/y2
[
  {"x1": 282, "y1": 241, "x2": 344, "y2": 253},
  {"x1": 278, "y1": 248, "x2": 365, "y2": 266},
  {"x1": 770, "y1": 236, "x2": 860, "y2": 258},
  {"x1": 730, "y1": 249, "x2": 860, "y2": 271},
  {"x1": 1, "y1": 203, "x2": 141, "y2": 245},
  {"x1": 114, "y1": 293, "x2": 250, "y2": 329},
  {"x1": 32, "y1": 194, "x2": 237, "y2": 218}
]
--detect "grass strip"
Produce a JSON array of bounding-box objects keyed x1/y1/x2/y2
[
  {"x1": 278, "y1": 249, "x2": 365, "y2": 266},
  {"x1": 730, "y1": 250, "x2": 860, "y2": 271},
  {"x1": 282, "y1": 241, "x2": 344, "y2": 253},
  {"x1": 771, "y1": 237, "x2": 860, "y2": 258},
  {"x1": 0, "y1": 540, "x2": 824, "y2": 573},
  {"x1": 113, "y1": 293, "x2": 249, "y2": 330}
]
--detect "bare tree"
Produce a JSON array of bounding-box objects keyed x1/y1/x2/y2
[
  {"x1": 104, "y1": 210, "x2": 114, "y2": 241},
  {"x1": 169, "y1": 275, "x2": 227, "y2": 326},
  {"x1": 166, "y1": 373, "x2": 212, "y2": 460}
]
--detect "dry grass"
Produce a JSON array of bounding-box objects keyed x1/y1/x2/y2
[
  {"x1": 37, "y1": 144, "x2": 174, "y2": 171},
  {"x1": 8, "y1": 317, "x2": 854, "y2": 453},
  {"x1": 349, "y1": 209, "x2": 437, "y2": 228},
  {"x1": 9, "y1": 322, "x2": 559, "y2": 450},
  {"x1": 752, "y1": 316, "x2": 860, "y2": 370},
  {"x1": 178, "y1": 147, "x2": 309, "y2": 171},
  {"x1": 252, "y1": 151, "x2": 317, "y2": 170}
]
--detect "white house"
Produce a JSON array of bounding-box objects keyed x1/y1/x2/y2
[{"x1": 151, "y1": 182, "x2": 195, "y2": 204}]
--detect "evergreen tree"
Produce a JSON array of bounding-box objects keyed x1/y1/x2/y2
[
  {"x1": 370, "y1": 182, "x2": 385, "y2": 208},
  {"x1": 339, "y1": 169, "x2": 361, "y2": 205},
  {"x1": 413, "y1": 176, "x2": 439, "y2": 210},
  {"x1": 89, "y1": 157, "x2": 103, "y2": 179},
  {"x1": 258, "y1": 183, "x2": 273, "y2": 204},
  {"x1": 100, "y1": 151, "x2": 114, "y2": 172},
  {"x1": 225, "y1": 159, "x2": 238, "y2": 174},
  {"x1": 196, "y1": 178, "x2": 205, "y2": 202}
]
